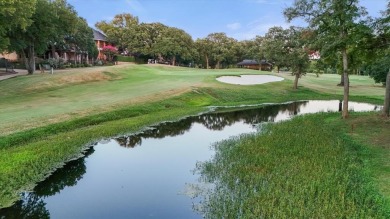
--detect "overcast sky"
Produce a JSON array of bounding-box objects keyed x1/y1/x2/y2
[{"x1": 68, "y1": 0, "x2": 388, "y2": 40}]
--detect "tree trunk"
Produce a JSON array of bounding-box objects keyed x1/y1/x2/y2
[
  {"x1": 383, "y1": 70, "x2": 390, "y2": 117},
  {"x1": 293, "y1": 73, "x2": 300, "y2": 89},
  {"x1": 216, "y1": 60, "x2": 220, "y2": 69},
  {"x1": 205, "y1": 54, "x2": 209, "y2": 69},
  {"x1": 51, "y1": 44, "x2": 56, "y2": 58},
  {"x1": 338, "y1": 73, "x2": 344, "y2": 86},
  {"x1": 23, "y1": 44, "x2": 35, "y2": 74},
  {"x1": 342, "y1": 48, "x2": 349, "y2": 119},
  {"x1": 21, "y1": 50, "x2": 28, "y2": 72},
  {"x1": 172, "y1": 56, "x2": 176, "y2": 66},
  {"x1": 277, "y1": 66, "x2": 280, "y2": 73}
]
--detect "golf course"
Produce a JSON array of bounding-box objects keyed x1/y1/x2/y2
[{"x1": 0, "y1": 63, "x2": 389, "y2": 217}]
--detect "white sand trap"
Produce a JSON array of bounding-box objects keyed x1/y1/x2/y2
[{"x1": 216, "y1": 75, "x2": 284, "y2": 85}]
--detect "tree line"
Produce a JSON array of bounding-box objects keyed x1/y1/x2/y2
[
  {"x1": 1, "y1": 0, "x2": 97, "y2": 74},
  {"x1": 0, "y1": 0, "x2": 389, "y2": 116}
]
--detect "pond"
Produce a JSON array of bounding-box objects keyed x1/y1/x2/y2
[
  {"x1": 0, "y1": 100, "x2": 382, "y2": 218},
  {"x1": 216, "y1": 75, "x2": 284, "y2": 85}
]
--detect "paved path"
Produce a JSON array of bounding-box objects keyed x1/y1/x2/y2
[{"x1": 0, "y1": 69, "x2": 28, "y2": 81}]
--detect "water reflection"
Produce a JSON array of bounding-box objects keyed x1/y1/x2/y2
[
  {"x1": 0, "y1": 147, "x2": 94, "y2": 218},
  {"x1": 114, "y1": 101, "x2": 308, "y2": 148},
  {"x1": 0, "y1": 100, "x2": 381, "y2": 218}
]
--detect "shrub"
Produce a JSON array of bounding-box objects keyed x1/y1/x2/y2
[{"x1": 117, "y1": 55, "x2": 135, "y2": 62}]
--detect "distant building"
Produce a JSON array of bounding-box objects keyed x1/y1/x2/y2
[
  {"x1": 93, "y1": 29, "x2": 111, "y2": 60},
  {"x1": 308, "y1": 51, "x2": 320, "y2": 60},
  {"x1": 0, "y1": 52, "x2": 18, "y2": 61},
  {"x1": 237, "y1": 59, "x2": 273, "y2": 71}
]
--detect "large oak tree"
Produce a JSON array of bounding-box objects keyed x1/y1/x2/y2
[
  {"x1": 284, "y1": 0, "x2": 368, "y2": 118},
  {"x1": 7, "y1": 0, "x2": 81, "y2": 74},
  {"x1": 0, "y1": 0, "x2": 36, "y2": 52}
]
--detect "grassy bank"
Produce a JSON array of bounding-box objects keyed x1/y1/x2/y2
[
  {"x1": 0, "y1": 85, "x2": 336, "y2": 207},
  {"x1": 196, "y1": 112, "x2": 390, "y2": 218},
  {"x1": 0, "y1": 64, "x2": 386, "y2": 209}
]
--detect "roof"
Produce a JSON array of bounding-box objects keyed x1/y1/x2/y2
[
  {"x1": 237, "y1": 59, "x2": 258, "y2": 65},
  {"x1": 237, "y1": 59, "x2": 272, "y2": 66},
  {"x1": 93, "y1": 29, "x2": 107, "y2": 41}
]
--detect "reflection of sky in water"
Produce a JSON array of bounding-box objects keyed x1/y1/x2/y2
[
  {"x1": 273, "y1": 100, "x2": 381, "y2": 122},
  {"x1": 43, "y1": 122, "x2": 255, "y2": 219}
]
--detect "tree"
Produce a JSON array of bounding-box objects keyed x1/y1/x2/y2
[
  {"x1": 156, "y1": 27, "x2": 194, "y2": 66},
  {"x1": 205, "y1": 32, "x2": 237, "y2": 69},
  {"x1": 285, "y1": 0, "x2": 368, "y2": 119},
  {"x1": 284, "y1": 27, "x2": 311, "y2": 89},
  {"x1": 240, "y1": 36, "x2": 266, "y2": 69},
  {"x1": 7, "y1": 0, "x2": 57, "y2": 74},
  {"x1": 7, "y1": 0, "x2": 80, "y2": 74},
  {"x1": 382, "y1": 1, "x2": 390, "y2": 117},
  {"x1": 195, "y1": 38, "x2": 212, "y2": 68},
  {"x1": 0, "y1": 0, "x2": 36, "y2": 52},
  {"x1": 384, "y1": 70, "x2": 390, "y2": 117},
  {"x1": 364, "y1": 1, "x2": 390, "y2": 116},
  {"x1": 378, "y1": 1, "x2": 390, "y2": 117},
  {"x1": 102, "y1": 45, "x2": 118, "y2": 62},
  {"x1": 95, "y1": 13, "x2": 139, "y2": 54},
  {"x1": 47, "y1": 0, "x2": 79, "y2": 58},
  {"x1": 135, "y1": 22, "x2": 168, "y2": 58},
  {"x1": 262, "y1": 27, "x2": 290, "y2": 72},
  {"x1": 64, "y1": 17, "x2": 98, "y2": 64}
]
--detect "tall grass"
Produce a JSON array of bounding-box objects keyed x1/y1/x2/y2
[{"x1": 196, "y1": 113, "x2": 389, "y2": 218}]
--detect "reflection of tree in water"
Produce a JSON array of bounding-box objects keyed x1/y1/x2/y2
[
  {"x1": 114, "y1": 101, "x2": 308, "y2": 148},
  {"x1": 0, "y1": 193, "x2": 49, "y2": 219},
  {"x1": 0, "y1": 147, "x2": 94, "y2": 218},
  {"x1": 115, "y1": 119, "x2": 193, "y2": 148},
  {"x1": 34, "y1": 147, "x2": 94, "y2": 197}
]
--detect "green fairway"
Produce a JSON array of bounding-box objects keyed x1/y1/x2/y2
[
  {"x1": 0, "y1": 64, "x2": 272, "y2": 135},
  {"x1": 0, "y1": 64, "x2": 388, "y2": 212},
  {"x1": 274, "y1": 72, "x2": 385, "y2": 98},
  {"x1": 0, "y1": 64, "x2": 384, "y2": 135}
]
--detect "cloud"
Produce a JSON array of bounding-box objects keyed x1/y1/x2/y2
[
  {"x1": 230, "y1": 18, "x2": 290, "y2": 40},
  {"x1": 227, "y1": 22, "x2": 242, "y2": 30}
]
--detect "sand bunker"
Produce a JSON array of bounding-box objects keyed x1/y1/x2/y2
[{"x1": 216, "y1": 75, "x2": 284, "y2": 85}]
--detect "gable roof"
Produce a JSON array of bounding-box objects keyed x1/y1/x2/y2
[
  {"x1": 237, "y1": 59, "x2": 258, "y2": 65},
  {"x1": 237, "y1": 59, "x2": 272, "y2": 66},
  {"x1": 93, "y1": 29, "x2": 107, "y2": 41}
]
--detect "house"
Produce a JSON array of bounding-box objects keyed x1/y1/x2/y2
[
  {"x1": 308, "y1": 51, "x2": 320, "y2": 60},
  {"x1": 93, "y1": 29, "x2": 110, "y2": 60},
  {"x1": 41, "y1": 29, "x2": 109, "y2": 64},
  {"x1": 237, "y1": 59, "x2": 273, "y2": 71},
  {"x1": 0, "y1": 52, "x2": 18, "y2": 61}
]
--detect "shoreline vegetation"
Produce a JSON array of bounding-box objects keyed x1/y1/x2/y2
[
  {"x1": 195, "y1": 113, "x2": 390, "y2": 218},
  {"x1": 0, "y1": 64, "x2": 388, "y2": 216}
]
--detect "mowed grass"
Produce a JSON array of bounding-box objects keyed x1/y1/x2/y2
[
  {"x1": 196, "y1": 113, "x2": 390, "y2": 218},
  {"x1": 0, "y1": 64, "x2": 272, "y2": 135},
  {"x1": 276, "y1": 72, "x2": 385, "y2": 98},
  {"x1": 0, "y1": 64, "x2": 387, "y2": 210}
]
